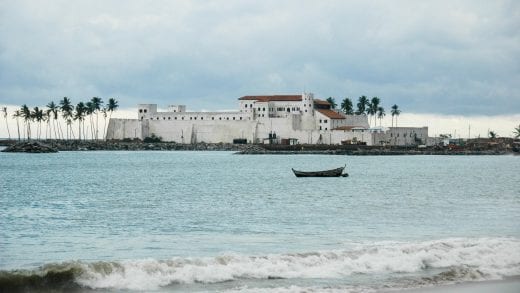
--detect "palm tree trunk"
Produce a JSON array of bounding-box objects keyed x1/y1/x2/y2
[
  {"x1": 4, "y1": 116, "x2": 11, "y2": 140},
  {"x1": 102, "y1": 116, "x2": 107, "y2": 141},
  {"x1": 16, "y1": 118, "x2": 20, "y2": 141}
]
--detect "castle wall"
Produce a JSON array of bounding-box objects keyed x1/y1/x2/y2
[{"x1": 106, "y1": 119, "x2": 140, "y2": 140}]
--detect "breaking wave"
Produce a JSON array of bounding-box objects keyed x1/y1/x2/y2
[{"x1": 1, "y1": 237, "x2": 519, "y2": 292}]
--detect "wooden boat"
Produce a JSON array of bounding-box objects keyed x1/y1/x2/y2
[{"x1": 292, "y1": 165, "x2": 348, "y2": 177}]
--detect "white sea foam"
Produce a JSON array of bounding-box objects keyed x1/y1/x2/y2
[{"x1": 75, "y1": 237, "x2": 520, "y2": 291}]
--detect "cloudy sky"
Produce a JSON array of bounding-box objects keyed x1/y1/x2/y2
[{"x1": 0, "y1": 0, "x2": 519, "y2": 137}]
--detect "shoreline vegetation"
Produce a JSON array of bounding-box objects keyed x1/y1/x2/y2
[{"x1": 0, "y1": 139, "x2": 515, "y2": 155}]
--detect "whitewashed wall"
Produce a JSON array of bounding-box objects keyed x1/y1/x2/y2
[{"x1": 106, "y1": 119, "x2": 140, "y2": 140}]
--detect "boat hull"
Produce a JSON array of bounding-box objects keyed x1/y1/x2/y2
[{"x1": 292, "y1": 166, "x2": 346, "y2": 177}]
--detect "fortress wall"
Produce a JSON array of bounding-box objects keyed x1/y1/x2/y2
[
  {"x1": 147, "y1": 119, "x2": 257, "y2": 143},
  {"x1": 106, "y1": 119, "x2": 140, "y2": 140}
]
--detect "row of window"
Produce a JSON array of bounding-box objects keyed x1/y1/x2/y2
[
  {"x1": 149, "y1": 116, "x2": 244, "y2": 121},
  {"x1": 138, "y1": 109, "x2": 148, "y2": 113},
  {"x1": 390, "y1": 133, "x2": 423, "y2": 137},
  {"x1": 319, "y1": 119, "x2": 328, "y2": 124}
]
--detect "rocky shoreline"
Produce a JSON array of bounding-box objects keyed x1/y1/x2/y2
[{"x1": 0, "y1": 140, "x2": 514, "y2": 155}]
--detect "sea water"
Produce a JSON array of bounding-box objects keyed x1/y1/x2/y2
[{"x1": 0, "y1": 151, "x2": 519, "y2": 292}]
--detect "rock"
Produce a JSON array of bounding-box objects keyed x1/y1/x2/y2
[{"x1": 2, "y1": 141, "x2": 58, "y2": 153}]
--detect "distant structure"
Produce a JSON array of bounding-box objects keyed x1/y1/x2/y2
[{"x1": 106, "y1": 93, "x2": 428, "y2": 146}]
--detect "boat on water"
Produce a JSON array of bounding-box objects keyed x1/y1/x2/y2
[{"x1": 292, "y1": 165, "x2": 348, "y2": 177}]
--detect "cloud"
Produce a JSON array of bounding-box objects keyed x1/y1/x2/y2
[{"x1": 0, "y1": 0, "x2": 519, "y2": 116}]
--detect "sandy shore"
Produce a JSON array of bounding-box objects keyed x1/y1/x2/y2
[{"x1": 398, "y1": 278, "x2": 520, "y2": 293}]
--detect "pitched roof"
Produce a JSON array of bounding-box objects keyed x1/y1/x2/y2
[
  {"x1": 238, "y1": 95, "x2": 302, "y2": 102},
  {"x1": 316, "y1": 109, "x2": 346, "y2": 119},
  {"x1": 313, "y1": 99, "x2": 331, "y2": 105}
]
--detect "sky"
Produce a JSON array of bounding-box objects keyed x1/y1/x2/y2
[{"x1": 0, "y1": 0, "x2": 519, "y2": 138}]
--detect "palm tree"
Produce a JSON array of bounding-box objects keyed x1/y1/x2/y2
[
  {"x1": 101, "y1": 107, "x2": 108, "y2": 139},
  {"x1": 377, "y1": 106, "x2": 385, "y2": 127},
  {"x1": 2, "y1": 107, "x2": 11, "y2": 140},
  {"x1": 60, "y1": 97, "x2": 74, "y2": 140},
  {"x1": 340, "y1": 98, "x2": 354, "y2": 115},
  {"x1": 85, "y1": 101, "x2": 95, "y2": 140},
  {"x1": 90, "y1": 97, "x2": 103, "y2": 140},
  {"x1": 488, "y1": 130, "x2": 497, "y2": 140},
  {"x1": 74, "y1": 102, "x2": 87, "y2": 141},
  {"x1": 368, "y1": 97, "x2": 380, "y2": 126},
  {"x1": 21, "y1": 104, "x2": 32, "y2": 140},
  {"x1": 391, "y1": 104, "x2": 401, "y2": 128},
  {"x1": 326, "y1": 97, "x2": 337, "y2": 109},
  {"x1": 46, "y1": 101, "x2": 60, "y2": 140},
  {"x1": 12, "y1": 110, "x2": 21, "y2": 141},
  {"x1": 106, "y1": 98, "x2": 119, "y2": 140},
  {"x1": 31, "y1": 107, "x2": 45, "y2": 140},
  {"x1": 513, "y1": 124, "x2": 520, "y2": 139},
  {"x1": 356, "y1": 96, "x2": 369, "y2": 115}
]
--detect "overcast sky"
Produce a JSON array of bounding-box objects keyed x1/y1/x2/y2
[{"x1": 0, "y1": 0, "x2": 519, "y2": 118}]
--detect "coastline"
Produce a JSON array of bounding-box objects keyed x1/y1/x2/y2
[
  {"x1": 400, "y1": 277, "x2": 520, "y2": 293},
  {"x1": 0, "y1": 140, "x2": 514, "y2": 155}
]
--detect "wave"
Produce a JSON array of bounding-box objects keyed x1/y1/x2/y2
[{"x1": 1, "y1": 237, "x2": 519, "y2": 292}]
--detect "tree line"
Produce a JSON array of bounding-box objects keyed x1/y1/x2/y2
[
  {"x1": 1, "y1": 97, "x2": 118, "y2": 141},
  {"x1": 325, "y1": 96, "x2": 401, "y2": 128}
]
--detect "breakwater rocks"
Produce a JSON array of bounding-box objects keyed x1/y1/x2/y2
[
  {"x1": 1, "y1": 140, "x2": 248, "y2": 152},
  {"x1": 236, "y1": 144, "x2": 510, "y2": 155},
  {"x1": 2, "y1": 141, "x2": 58, "y2": 153},
  {"x1": 0, "y1": 140, "x2": 511, "y2": 155}
]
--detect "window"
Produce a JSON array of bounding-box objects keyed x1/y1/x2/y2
[
  {"x1": 182, "y1": 117, "x2": 184, "y2": 120},
  {"x1": 175, "y1": 117, "x2": 177, "y2": 120},
  {"x1": 219, "y1": 117, "x2": 222, "y2": 120},
  {"x1": 324, "y1": 120, "x2": 328, "y2": 123},
  {"x1": 240, "y1": 117, "x2": 242, "y2": 120},
  {"x1": 212, "y1": 117, "x2": 215, "y2": 120},
  {"x1": 168, "y1": 117, "x2": 171, "y2": 120},
  {"x1": 262, "y1": 107, "x2": 265, "y2": 111},
  {"x1": 139, "y1": 109, "x2": 143, "y2": 113},
  {"x1": 163, "y1": 117, "x2": 166, "y2": 120},
  {"x1": 233, "y1": 117, "x2": 235, "y2": 120},
  {"x1": 245, "y1": 104, "x2": 248, "y2": 108},
  {"x1": 201, "y1": 117, "x2": 203, "y2": 120},
  {"x1": 144, "y1": 109, "x2": 147, "y2": 113},
  {"x1": 190, "y1": 117, "x2": 192, "y2": 120},
  {"x1": 227, "y1": 117, "x2": 229, "y2": 120},
  {"x1": 319, "y1": 119, "x2": 322, "y2": 123}
]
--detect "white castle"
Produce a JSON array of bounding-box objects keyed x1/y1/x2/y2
[{"x1": 106, "y1": 93, "x2": 428, "y2": 145}]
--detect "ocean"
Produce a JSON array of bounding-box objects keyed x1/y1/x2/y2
[{"x1": 0, "y1": 150, "x2": 519, "y2": 292}]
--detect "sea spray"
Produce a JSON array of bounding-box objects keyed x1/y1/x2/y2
[{"x1": 2, "y1": 237, "x2": 516, "y2": 292}]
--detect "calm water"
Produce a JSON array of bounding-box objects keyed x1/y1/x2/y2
[{"x1": 0, "y1": 151, "x2": 519, "y2": 292}]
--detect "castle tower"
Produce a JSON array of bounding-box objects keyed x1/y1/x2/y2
[
  {"x1": 137, "y1": 104, "x2": 157, "y2": 121},
  {"x1": 301, "y1": 92, "x2": 314, "y2": 116}
]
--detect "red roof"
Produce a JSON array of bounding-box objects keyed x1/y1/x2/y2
[
  {"x1": 313, "y1": 99, "x2": 331, "y2": 105},
  {"x1": 316, "y1": 109, "x2": 346, "y2": 119},
  {"x1": 238, "y1": 95, "x2": 302, "y2": 102}
]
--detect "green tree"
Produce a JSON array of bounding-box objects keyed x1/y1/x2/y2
[
  {"x1": 356, "y1": 96, "x2": 369, "y2": 115},
  {"x1": 377, "y1": 106, "x2": 385, "y2": 127},
  {"x1": 368, "y1": 97, "x2": 380, "y2": 126},
  {"x1": 340, "y1": 98, "x2": 353, "y2": 115},
  {"x1": 391, "y1": 104, "x2": 401, "y2": 128},
  {"x1": 2, "y1": 107, "x2": 10, "y2": 140},
  {"x1": 74, "y1": 102, "x2": 87, "y2": 141},
  {"x1": 90, "y1": 97, "x2": 103, "y2": 140},
  {"x1": 46, "y1": 101, "x2": 60, "y2": 140},
  {"x1": 513, "y1": 124, "x2": 520, "y2": 138},
  {"x1": 326, "y1": 97, "x2": 337, "y2": 109},
  {"x1": 12, "y1": 110, "x2": 21, "y2": 141},
  {"x1": 59, "y1": 97, "x2": 74, "y2": 140},
  {"x1": 31, "y1": 107, "x2": 45, "y2": 140},
  {"x1": 21, "y1": 104, "x2": 32, "y2": 140},
  {"x1": 488, "y1": 130, "x2": 497, "y2": 140},
  {"x1": 85, "y1": 101, "x2": 95, "y2": 140}
]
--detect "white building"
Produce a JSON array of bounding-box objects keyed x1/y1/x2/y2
[{"x1": 106, "y1": 93, "x2": 426, "y2": 145}]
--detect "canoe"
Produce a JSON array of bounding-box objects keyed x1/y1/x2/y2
[{"x1": 292, "y1": 165, "x2": 348, "y2": 177}]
